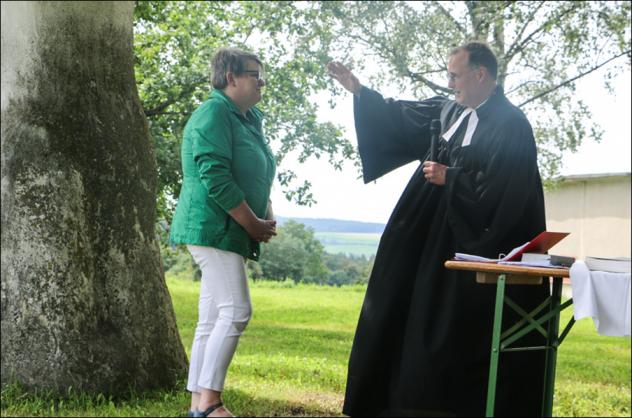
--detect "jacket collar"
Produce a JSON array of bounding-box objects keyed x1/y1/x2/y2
[{"x1": 211, "y1": 89, "x2": 260, "y2": 121}]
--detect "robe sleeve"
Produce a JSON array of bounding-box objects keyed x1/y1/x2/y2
[
  {"x1": 444, "y1": 116, "x2": 541, "y2": 254},
  {"x1": 353, "y1": 86, "x2": 448, "y2": 183}
]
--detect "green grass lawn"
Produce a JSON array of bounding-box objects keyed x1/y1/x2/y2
[{"x1": 2, "y1": 277, "x2": 630, "y2": 417}]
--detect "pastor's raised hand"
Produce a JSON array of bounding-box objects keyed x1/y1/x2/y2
[{"x1": 327, "y1": 61, "x2": 362, "y2": 95}]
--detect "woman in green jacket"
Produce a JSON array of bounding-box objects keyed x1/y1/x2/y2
[{"x1": 170, "y1": 48, "x2": 277, "y2": 418}]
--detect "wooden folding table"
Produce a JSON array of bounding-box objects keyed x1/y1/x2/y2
[{"x1": 444, "y1": 260, "x2": 573, "y2": 417}]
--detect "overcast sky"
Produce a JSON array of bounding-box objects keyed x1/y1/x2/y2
[{"x1": 270, "y1": 66, "x2": 631, "y2": 224}]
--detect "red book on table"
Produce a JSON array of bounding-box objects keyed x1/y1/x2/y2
[{"x1": 504, "y1": 231, "x2": 570, "y2": 261}]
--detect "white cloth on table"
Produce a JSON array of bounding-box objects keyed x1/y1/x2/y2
[{"x1": 570, "y1": 260, "x2": 631, "y2": 337}]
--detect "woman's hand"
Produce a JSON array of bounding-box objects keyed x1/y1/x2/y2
[
  {"x1": 228, "y1": 200, "x2": 277, "y2": 242},
  {"x1": 327, "y1": 61, "x2": 362, "y2": 95},
  {"x1": 246, "y1": 218, "x2": 277, "y2": 243}
]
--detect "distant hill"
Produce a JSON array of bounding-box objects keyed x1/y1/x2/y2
[{"x1": 276, "y1": 216, "x2": 386, "y2": 233}]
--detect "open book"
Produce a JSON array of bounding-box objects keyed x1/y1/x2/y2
[{"x1": 454, "y1": 231, "x2": 570, "y2": 263}]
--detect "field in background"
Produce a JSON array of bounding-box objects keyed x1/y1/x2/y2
[
  {"x1": 2, "y1": 277, "x2": 630, "y2": 417},
  {"x1": 314, "y1": 232, "x2": 381, "y2": 257}
]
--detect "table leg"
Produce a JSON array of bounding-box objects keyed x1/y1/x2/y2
[
  {"x1": 486, "y1": 274, "x2": 506, "y2": 417},
  {"x1": 542, "y1": 277, "x2": 562, "y2": 417}
]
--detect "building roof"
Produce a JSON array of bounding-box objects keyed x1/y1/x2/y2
[{"x1": 556, "y1": 172, "x2": 631, "y2": 183}]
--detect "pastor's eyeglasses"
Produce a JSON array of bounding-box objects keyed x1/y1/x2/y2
[{"x1": 447, "y1": 67, "x2": 478, "y2": 83}]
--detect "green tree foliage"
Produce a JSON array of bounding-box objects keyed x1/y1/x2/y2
[
  {"x1": 254, "y1": 220, "x2": 374, "y2": 286},
  {"x1": 134, "y1": 1, "x2": 630, "y2": 222},
  {"x1": 323, "y1": 253, "x2": 375, "y2": 286},
  {"x1": 133, "y1": 1, "x2": 355, "y2": 222},
  {"x1": 258, "y1": 220, "x2": 328, "y2": 283},
  {"x1": 323, "y1": 1, "x2": 631, "y2": 182},
  {"x1": 160, "y1": 219, "x2": 375, "y2": 285}
]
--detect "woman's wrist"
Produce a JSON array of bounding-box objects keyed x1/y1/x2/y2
[{"x1": 228, "y1": 200, "x2": 260, "y2": 231}]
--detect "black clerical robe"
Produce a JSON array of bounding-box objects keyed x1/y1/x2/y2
[{"x1": 343, "y1": 85, "x2": 549, "y2": 417}]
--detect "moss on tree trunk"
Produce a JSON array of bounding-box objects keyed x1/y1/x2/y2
[{"x1": 1, "y1": 1, "x2": 188, "y2": 394}]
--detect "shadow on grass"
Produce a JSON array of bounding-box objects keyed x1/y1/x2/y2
[{"x1": 224, "y1": 386, "x2": 344, "y2": 417}]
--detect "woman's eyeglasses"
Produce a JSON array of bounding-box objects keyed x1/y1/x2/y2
[{"x1": 243, "y1": 70, "x2": 265, "y2": 82}]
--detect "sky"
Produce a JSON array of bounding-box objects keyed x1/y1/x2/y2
[{"x1": 270, "y1": 66, "x2": 631, "y2": 224}]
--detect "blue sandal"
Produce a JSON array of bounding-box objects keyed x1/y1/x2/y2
[{"x1": 193, "y1": 403, "x2": 223, "y2": 417}]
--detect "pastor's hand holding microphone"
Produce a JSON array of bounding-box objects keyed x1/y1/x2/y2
[
  {"x1": 422, "y1": 161, "x2": 447, "y2": 185},
  {"x1": 424, "y1": 119, "x2": 447, "y2": 185}
]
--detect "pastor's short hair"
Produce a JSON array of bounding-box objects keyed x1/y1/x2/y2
[
  {"x1": 210, "y1": 48, "x2": 263, "y2": 89},
  {"x1": 451, "y1": 41, "x2": 498, "y2": 80}
]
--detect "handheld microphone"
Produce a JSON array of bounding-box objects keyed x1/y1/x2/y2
[{"x1": 429, "y1": 119, "x2": 441, "y2": 161}]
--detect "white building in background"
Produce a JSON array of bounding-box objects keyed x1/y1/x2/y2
[{"x1": 544, "y1": 172, "x2": 631, "y2": 260}]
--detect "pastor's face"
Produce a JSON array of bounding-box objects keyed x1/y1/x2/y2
[{"x1": 447, "y1": 50, "x2": 483, "y2": 108}]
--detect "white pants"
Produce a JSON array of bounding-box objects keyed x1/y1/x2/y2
[{"x1": 186, "y1": 245, "x2": 252, "y2": 392}]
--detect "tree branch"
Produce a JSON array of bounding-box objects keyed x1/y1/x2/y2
[
  {"x1": 505, "y1": 79, "x2": 541, "y2": 96},
  {"x1": 241, "y1": 25, "x2": 255, "y2": 44},
  {"x1": 466, "y1": 1, "x2": 492, "y2": 40},
  {"x1": 147, "y1": 111, "x2": 193, "y2": 116},
  {"x1": 407, "y1": 69, "x2": 452, "y2": 95},
  {"x1": 505, "y1": 4, "x2": 576, "y2": 63},
  {"x1": 471, "y1": 1, "x2": 514, "y2": 41},
  {"x1": 506, "y1": 1, "x2": 546, "y2": 57},
  {"x1": 143, "y1": 77, "x2": 207, "y2": 117},
  {"x1": 518, "y1": 49, "x2": 631, "y2": 107},
  {"x1": 416, "y1": 67, "x2": 448, "y2": 75},
  {"x1": 344, "y1": 27, "x2": 451, "y2": 96},
  {"x1": 431, "y1": 1, "x2": 467, "y2": 35}
]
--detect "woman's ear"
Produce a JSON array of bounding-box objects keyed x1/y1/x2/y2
[{"x1": 226, "y1": 72, "x2": 237, "y2": 87}]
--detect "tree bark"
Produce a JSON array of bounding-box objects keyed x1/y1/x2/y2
[{"x1": 1, "y1": 1, "x2": 188, "y2": 394}]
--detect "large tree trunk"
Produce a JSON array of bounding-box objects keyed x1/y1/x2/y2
[{"x1": 1, "y1": 1, "x2": 188, "y2": 394}]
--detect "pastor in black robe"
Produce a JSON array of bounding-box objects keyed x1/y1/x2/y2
[{"x1": 342, "y1": 85, "x2": 549, "y2": 417}]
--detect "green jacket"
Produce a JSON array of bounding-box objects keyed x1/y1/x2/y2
[{"x1": 169, "y1": 89, "x2": 276, "y2": 260}]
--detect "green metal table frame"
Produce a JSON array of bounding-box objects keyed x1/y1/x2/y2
[
  {"x1": 444, "y1": 261, "x2": 574, "y2": 417},
  {"x1": 486, "y1": 275, "x2": 575, "y2": 417}
]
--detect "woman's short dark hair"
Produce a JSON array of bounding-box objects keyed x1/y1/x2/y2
[
  {"x1": 210, "y1": 48, "x2": 263, "y2": 89},
  {"x1": 451, "y1": 41, "x2": 498, "y2": 80}
]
